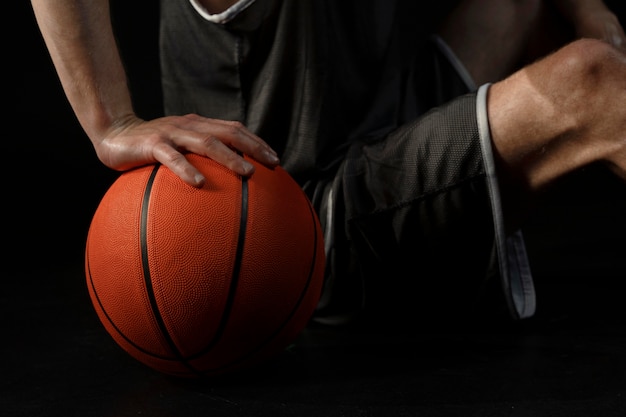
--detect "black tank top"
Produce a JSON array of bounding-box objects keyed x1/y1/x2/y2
[{"x1": 158, "y1": 0, "x2": 456, "y2": 183}]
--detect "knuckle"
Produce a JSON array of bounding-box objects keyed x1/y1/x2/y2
[
  {"x1": 225, "y1": 121, "x2": 245, "y2": 136},
  {"x1": 181, "y1": 113, "x2": 200, "y2": 122},
  {"x1": 151, "y1": 141, "x2": 179, "y2": 161},
  {"x1": 199, "y1": 135, "x2": 220, "y2": 149}
]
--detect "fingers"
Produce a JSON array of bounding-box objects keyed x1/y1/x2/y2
[
  {"x1": 99, "y1": 114, "x2": 281, "y2": 188},
  {"x1": 184, "y1": 115, "x2": 274, "y2": 151},
  {"x1": 587, "y1": 13, "x2": 626, "y2": 50},
  {"x1": 572, "y1": 6, "x2": 626, "y2": 51},
  {"x1": 151, "y1": 142, "x2": 208, "y2": 187},
  {"x1": 161, "y1": 115, "x2": 280, "y2": 184},
  {"x1": 602, "y1": 20, "x2": 626, "y2": 50},
  {"x1": 180, "y1": 115, "x2": 280, "y2": 168}
]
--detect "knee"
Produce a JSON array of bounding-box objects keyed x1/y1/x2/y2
[
  {"x1": 556, "y1": 39, "x2": 624, "y2": 86},
  {"x1": 549, "y1": 39, "x2": 626, "y2": 162}
]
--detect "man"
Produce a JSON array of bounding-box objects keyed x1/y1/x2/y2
[{"x1": 30, "y1": 0, "x2": 626, "y2": 328}]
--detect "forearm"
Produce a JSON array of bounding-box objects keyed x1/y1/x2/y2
[{"x1": 30, "y1": 0, "x2": 135, "y2": 145}]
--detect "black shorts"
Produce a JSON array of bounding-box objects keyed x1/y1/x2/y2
[
  {"x1": 159, "y1": 0, "x2": 536, "y2": 328},
  {"x1": 311, "y1": 81, "x2": 534, "y2": 328}
]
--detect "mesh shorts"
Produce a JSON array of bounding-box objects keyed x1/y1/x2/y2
[{"x1": 303, "y1": 31, "x2": 534, "y2": 326}]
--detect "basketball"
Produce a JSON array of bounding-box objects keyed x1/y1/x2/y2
[{"x1": 84, "y1": 154, "x2": 325, "y2": 378}]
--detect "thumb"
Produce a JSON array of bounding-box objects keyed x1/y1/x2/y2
[{"x1": 604, "y1": 21, "x2": 626, "y2": 50}]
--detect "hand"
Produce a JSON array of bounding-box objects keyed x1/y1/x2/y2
[
  {"x1": 553, "y1": 0, "x2": 626, "y2": 50},
  {"x1": 572, "y1": 6, "x2": 626, "y2": 50},
  {"x1": 95, "y1": 114, "x2": 280, "y2": 187}
]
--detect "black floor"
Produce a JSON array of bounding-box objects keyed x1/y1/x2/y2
[
  {"x1": 2, "y1": 275, "x2": 626, "y2": 417},
  {"x1": 2, "y1": 166, "x2": 625, "y2": 417}
]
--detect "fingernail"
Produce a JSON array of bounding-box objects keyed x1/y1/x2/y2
[
  {"x1": 605, "y1": 23, "x2": 624, "y2": 48},
  {"x1": 194, "y1": 173, "x2": 206, "y2": 186},
  {"x1": 243, "y1": 160, "x2": 255, "y2": 172},
  {"x1": 265, "y1": 150, "x2": 280, "y2": 164}
]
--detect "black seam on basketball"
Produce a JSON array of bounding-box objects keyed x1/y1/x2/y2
[
  {"x1": 85, "y1": 245, "x2": 131, "y2": 348},
  {"x1": 85, "y1": 178, "x2": 181, "y2": 361},
  {"x1": 140, "y1": 164, "x2": 201, "y2": 376},
  {"x1": 193, "y1": 174, "x2": 248, "y2": 358},
  {"x1": 200, "y1": 189, "x2": 321, "y2": 375}
]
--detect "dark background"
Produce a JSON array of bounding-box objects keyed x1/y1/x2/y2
[
  {"x1": 7, "y1": 1, "x2": 162, "y2": 272},
  {"x1": 3, "y1": 2, "x2": 626, "y2": 416}
]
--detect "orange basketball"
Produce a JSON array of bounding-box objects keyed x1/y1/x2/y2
[{"x1": 84, "y1": 154, "x2": 325, "y2": 378}]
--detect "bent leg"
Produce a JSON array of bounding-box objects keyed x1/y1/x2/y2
[
  {"x1": 487, "y1": 39, "x2": 626, "y2": 228},
  {"x1": 437, "y1": 0, "x2": 626, "y2": 227}
]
